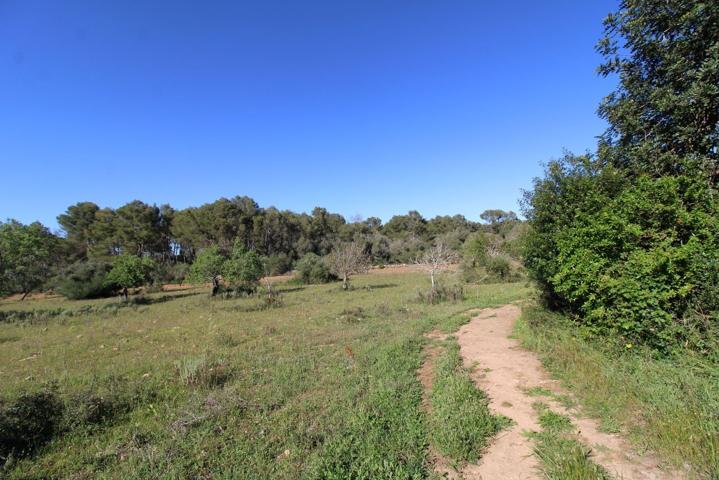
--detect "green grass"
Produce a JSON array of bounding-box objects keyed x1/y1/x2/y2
[
  {"x1": 0, "y1": 273, "x2": 531, "y2": 478},
  {"x1": 516, "y1": 305, "x2": 719, "y2": 479},
  {"x1": 428, "y1": 340, "x2": 510, "y2": 465},
  {"x1": 529, "y1": 403, "x2": 611, "y2": 480}
]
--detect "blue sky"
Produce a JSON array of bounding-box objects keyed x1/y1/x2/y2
[{"x1": 0, "y1": 0, "x2": 617, "y2": 230}]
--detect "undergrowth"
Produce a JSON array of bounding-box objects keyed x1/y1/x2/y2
[{"x1": 516, "y1": 305, "x2": 719, "y2": 478}]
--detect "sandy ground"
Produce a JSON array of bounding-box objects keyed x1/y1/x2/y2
[{"x1": 452, "y1": 304, "x2": 683, "y2": 480}]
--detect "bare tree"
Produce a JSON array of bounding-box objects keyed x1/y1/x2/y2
[
  {"x1": 327, "y1": 242, "x2": 370, "y2": 290},
  {"x1": 415, "y1": 241, "x2": 459, "y2": 290}
]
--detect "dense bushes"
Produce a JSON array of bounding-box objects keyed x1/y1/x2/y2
[
  {"x1": 53, "y1": 260, "x2": 114, "y2": 299},
  {"x1": 294, "y1": 253, "x2": 336, "y2": 284},
  {"x1": 523, "y1": 0, "x2": 719, "y2": 352},
  {"x1": 0, "y1": 387, "x2": 64, "y2": 462},
  {"x1": 525, "y1": 157, "x2": 719, "y2": 351}
]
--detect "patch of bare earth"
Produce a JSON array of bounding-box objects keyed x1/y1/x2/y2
[{"x1": 456, "y1": 304, "x2": 685, "y2": 480}]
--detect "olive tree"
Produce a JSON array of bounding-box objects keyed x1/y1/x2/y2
[
  {"x1": 187, "y1": 246, "x2": 225, "y2": 296},
  {"x1": 326, "y1": 242, "x2": 370, "y2": 290},
  {"x1": 105, "y1": 254, "x2": 155, "y2": 301},
  {"x1": 223, "y1": 241, "x2": 263, "y2": 292}
]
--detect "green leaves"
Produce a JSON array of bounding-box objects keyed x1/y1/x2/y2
[{"x1": 105, "y1": 255, "x2": 155, "y2": 290}]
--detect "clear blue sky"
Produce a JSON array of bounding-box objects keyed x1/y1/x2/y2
[{"x1": 0, "y1": 0, "x2": 617, "y2": 231}]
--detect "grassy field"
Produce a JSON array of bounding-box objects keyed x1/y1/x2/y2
[
  {"x1": 0, "y1": 272, "x2": 530, "y2": 479},
  {"x1": 515, "y1": 306, "x2": 719, "y2": 479}
]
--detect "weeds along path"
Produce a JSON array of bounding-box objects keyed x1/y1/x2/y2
[{"x1": 456, "y1": 304, "x2": 682, "y2": 480}]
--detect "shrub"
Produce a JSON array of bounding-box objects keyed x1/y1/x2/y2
[
  {"x1": 485, "y1": 255, "x2": 511, "y2": 280},
  {"x1": 263, "y1": 253, "x2": 293, "y2": 276},
  {"x1": 174, "y1": 356, "x2": 231, "y2": 388},
  {"x1": 150, "y1": 262, "x2": 188, "y2": 285},
  {"x1": 294, "y1": 253, "x2": 335, "y2": 284},
  {"x1": 416, "y1": 283, "x2": 464, "y2": 304},
  {"x1": 223, "y1": 242, "x2": 263, "y2": 289},
  {"x1": 0, "y1": 386, "x2": 65, "y2": 462},
  {"x1": 54, "y1": 260, "x2": 114, "y2": 299}
]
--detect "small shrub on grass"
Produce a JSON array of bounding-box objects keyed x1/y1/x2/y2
[
  {"x1": 416, "y1": 283, "x2": 464, "y2": 304},
  {"x1": 0, "y1": 386, "x2": 65, "y2": 462},
  {"x1": 174, "y1": 356, "x2": 231, "y2": 388},
  {"x1": 294, "y1": 253, "x2": 336, "y2": 284},
  {"x1": 429, "y1": 342, "x2": 508, "y2": 462}
]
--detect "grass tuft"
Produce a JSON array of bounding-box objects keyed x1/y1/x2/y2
[{"x1": 428, "y1": 341, "x2": 510, "y2": 463}]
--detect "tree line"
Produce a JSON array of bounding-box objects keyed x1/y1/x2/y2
[{"x1": 0, "y1": 199, "x2": 524, "y2": 299}]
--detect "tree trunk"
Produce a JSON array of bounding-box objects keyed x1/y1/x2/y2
[
  {"x1": 430, "y1": 271, "x2": 436, "y2": 291},
  {"x1": 21, "y1": 291, "x2": 29, "y2": 301},
  {"x1": 211, "y1": 276, "x2": 220, "y2": 296},
  {"x1": 342, "y1": 274, "x2": 348, "y2": 290},
  {"x1": 122, "y1": 287, "x2": 129, "y2": 302}
]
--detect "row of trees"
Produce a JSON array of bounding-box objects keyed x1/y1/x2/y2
[
  {"x1": 1, "y1": 201, "x2": 523, "y2": 299},
  {"x1": 56, "y1": 199, "x2": 502, "y2": 265},
  {"x1": 523, "y1": 0, "x2": 719, "y2": 352}
]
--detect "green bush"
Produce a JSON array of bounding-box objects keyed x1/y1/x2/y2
[
  {"x1": 294, "y1": 253, "x2": 335, "y2": 284},
  {"x1": 223, "y1": 242, "x2": 263, "y2": 289},
  {"x1": 0, "y1": 386, "x2": 65, "y2": 462},
  {"x1": 262, "y1": 253, "x2": 293, "y2": 276},
  {"x1": 54, "y1": 260, "x2": 114, "y2": 299},
  {"x1": 526, "y1": 169, "x2": 719, "y2": 351}
]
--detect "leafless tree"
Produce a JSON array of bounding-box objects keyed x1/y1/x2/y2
[
  {"x1": 415, "y1": 241, "x2": 459, "y2": 290},
  {"x1": 327, "y1": 242, "x2": 370, "y2": 290}
]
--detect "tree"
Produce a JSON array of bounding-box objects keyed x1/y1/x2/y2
[
  {"x1": 597, "y1": 0, "x2": 719, "y2": 184},
  {"x1": 187, "y1": 246, "x2": 225, "y2": 296},
  {"x1": 415, "y1": 241, "x2": 459, "y2": 290},
  {"x1": 523, "y1": 0, "x2": 719, "y2": 350},
  {"x1": 57, "y1": 202, "x2": 100, "y2": 259},
  {"x1": 326, "y1": 242, "x2": 370, "y2": 290},
  {"x1": 0, "y1": 220, "x2": 60, "y2": 299},
  {"x1": 105, "y1": 255, "x2": 155, "y2": 301},
  {"x1": 480, "y1": 209, "x2": 517, "y2": 234},
  {"x1": 223, "y1": 241, "x2": 263, "y2": 291}
]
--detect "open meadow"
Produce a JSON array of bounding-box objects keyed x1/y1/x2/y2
[{"x1": 0, "y1": 271, "x2": 530, "y2": 478}]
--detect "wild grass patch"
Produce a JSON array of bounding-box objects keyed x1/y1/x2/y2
[
  {"x1": 428, "y1": 340, "x2": 509, "y2": 464},
  {"x1": 516, "y1": 305, "x2": 719, "y2": 478}
]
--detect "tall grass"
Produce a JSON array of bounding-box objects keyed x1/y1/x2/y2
[{"x1": 515, "y1": 306, "x2": 719, "y2": 478}]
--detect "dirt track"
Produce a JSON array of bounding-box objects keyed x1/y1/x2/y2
[{"x1": 428, "y1": 305, "x2": 684, "y2": 480}]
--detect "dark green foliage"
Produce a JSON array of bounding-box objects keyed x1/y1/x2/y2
[
  {"x1": 294, "y1": 252, "x2": 335, "y2": 284},
  {"x1": 105, "y1": 255, "x2": 155, "y2": 292},
  {"x1": 262, "y1": 253, "x2": 292, "y2": 275},
  {"x1": 0, "y1": 220, "x2": 61, "y2": 298},
  {"x1": 0, "y1": 387, "x2": 64, "y2": 462},
  {"x1": 53, "y1": 260, "x2": 114, "y2": 300},
  {"x1": 524, "y1": 0, "x2": 719, "y2": 352},
  {"x1": 150, "y1": 262, "x2": 188, "y2": 285},
  {"x1": 222, "y1": 242, "x2": 263, "y2": 288},
  {"x1": 597, "y1": 0, "x2": 719, "y2": 183}
]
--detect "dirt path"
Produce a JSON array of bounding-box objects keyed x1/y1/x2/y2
[{"x1": 453, "y1": 304, "x2": 682, "y2": 480}]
